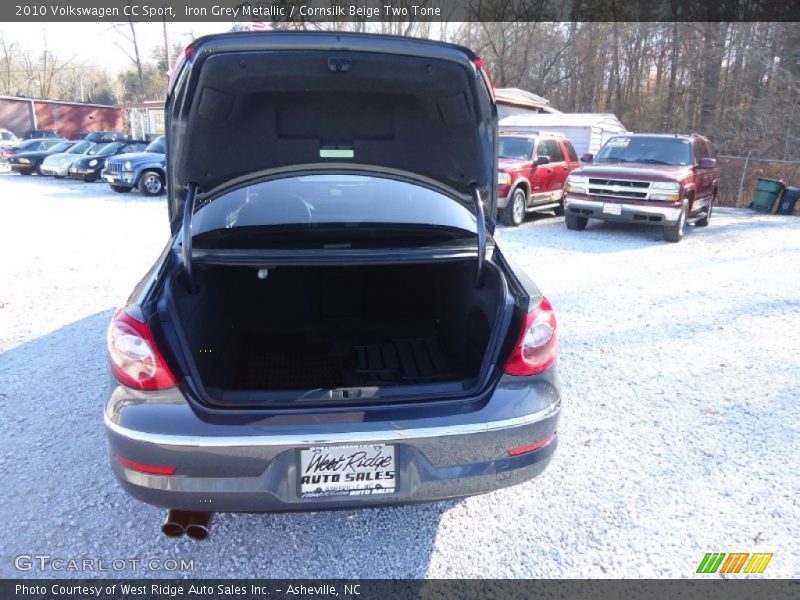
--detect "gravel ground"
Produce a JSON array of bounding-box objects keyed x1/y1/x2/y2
[{"x1": 0, "y1": 172, "x2": 798, "y2": 579}]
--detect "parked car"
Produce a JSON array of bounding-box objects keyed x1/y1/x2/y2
[
  {"x1": 39, "y1": 140, "x2": 97, "y2": 177},
  {"x1": 101, "y1": 136, "x2": 166, "y2": 195},
  {"x1": 68, "y1": 140, "x2": 148, "y2": 182},
  {"x1": 6, "y1": 139, "x2": 72, "y2": 175},
  {"x1": 1, "y1": 138, "x2": 53, "y2": 162},
  {"x1": 563, "y1": 133, "x2": 719, "y2": 242},
  {"x1": 80, "y1": 131, "x2": 128, "y2": 143},
  {"x1": 23, "y1": 129, "x2": 61, "y2": 140},
  {"x1": 104, "y1": 32, "x2": 561, "y2": 539},
  {"x1": 0, "y1": 128, "x2": 19, "y2": 144},
  {"x1": 497, "y1": 132, "x2": 580, "y2": 226}
]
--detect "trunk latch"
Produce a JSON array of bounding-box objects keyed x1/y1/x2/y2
[{"x1": 328, "y1": 57, "x2": 352, "y2": 73}]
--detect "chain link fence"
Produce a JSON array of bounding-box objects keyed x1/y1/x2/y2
[{"x1": 717, "y1": 155, "x2": 800, "y2": 208}]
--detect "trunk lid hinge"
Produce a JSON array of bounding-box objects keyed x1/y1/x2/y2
[
  {"x1": 472, "y1": 185, "x2": 486, "y2": 288},
  {"x1": 182, "y1": 182, "x2": 199, "y2": 293}
]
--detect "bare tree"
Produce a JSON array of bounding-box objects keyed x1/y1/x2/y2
[{"x1": 112, "y1": 5, "x2": 146, "y2": 100}]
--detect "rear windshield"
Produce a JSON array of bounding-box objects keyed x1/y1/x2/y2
[
  {"x1": 595, "y1": 136, "x2": 692, "y2": 166},
  {"x1": 191, "y1": 175, "x2": 477, "y2": 238}
]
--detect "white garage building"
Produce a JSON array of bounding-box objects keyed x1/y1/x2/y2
[{"x1": 499, "y1": 112, "x2": 628, "y2": 156}]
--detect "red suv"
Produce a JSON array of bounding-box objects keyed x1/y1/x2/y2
[
  {"x1": 563, "y1": 133, "x2": 719, "y2": 242},
  {"x1": 497, "y1": 133, "x2": 580, "y2": 226}
]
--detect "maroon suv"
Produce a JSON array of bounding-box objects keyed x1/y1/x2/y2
[
  {"x1": 563, "y1": 133, "x2": 719, "y2": 242},
  {"x1": 497, "y1": 133, "x2": 579, "y2": 226}
]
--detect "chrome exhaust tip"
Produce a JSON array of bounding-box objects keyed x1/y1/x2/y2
[
  {"x1": 185, "y1": 512, "x2": 213, "y2": 540},
  {"x1": 161, "y1": 509, "x2": 192, "y2": 538}
]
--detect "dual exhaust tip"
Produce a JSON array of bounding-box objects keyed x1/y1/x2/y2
[{"x1": 162, "y1": 510, "x2": 213, "y2": 540}]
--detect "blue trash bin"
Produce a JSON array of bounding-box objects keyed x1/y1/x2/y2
[{"x1": 777, "y1": 186, "x2": 800, "y2": 215}]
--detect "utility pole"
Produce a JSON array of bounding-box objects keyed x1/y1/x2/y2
[{"x1": 162, "y1": 8, "x2": 170, "y2": 71}]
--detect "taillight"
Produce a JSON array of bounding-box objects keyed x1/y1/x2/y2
[
  {"x1": 167, "y1": 46, "x2": 193, "y2": 96},
  {"x1": 503, "y1": 297, "x2": 557, "y2": 376},
  {"x1": 473, "y1": 57, "x2": 495, "y2": 101},
  {"x1": 114, "y1": 455, "x2": 176, "y2": 476},
  {"x1": 107, "y1": 308, "x2": 176, "y2": 390}
]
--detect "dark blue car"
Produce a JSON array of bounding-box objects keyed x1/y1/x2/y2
[
  {"x1": 101, "y1": 136, "x2": 166, "y2": 195},
  {"x1": 104, "y1": 32, "x2": 561, "y2": 541}
]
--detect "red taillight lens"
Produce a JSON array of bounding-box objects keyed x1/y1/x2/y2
[
  {"x1": 107, "y1": 308, "x2": 176, "y2": 390},
  {"x1": 114, "y1": 455, "x2": 175, "y2": 476},
  {"x1": 167, "y1": 46, "x2": 193, "y2": 95},
  {"x1": 503, "y1": 297, "x2": 557, "y2": 376},
  {"x1": 473, "y1": 57, "x2": 495, "y2": 101},
  {"x1": 507, "y1": 433, "x2": 556, "y2": 456}
]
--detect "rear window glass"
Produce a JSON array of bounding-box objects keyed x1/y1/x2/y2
[
  {"x1": 545, "y1": 140, "x2": 564, "y2": 162},
  {"x1": 191, "y1": 175, "x2": 477, "y2": 236}
]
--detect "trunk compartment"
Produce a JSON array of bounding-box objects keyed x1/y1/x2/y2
[{"x1": 168, "y1": 260, "x2": 506, "y2": 406}]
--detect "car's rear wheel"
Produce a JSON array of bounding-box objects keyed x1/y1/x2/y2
[
  {"x1": 19, "y1": 169, "x2": 32, "y2": 176},
  {"x1": 663, "y1": 205, "x2": 687, "y2": 242},
  {"x1": 110, "y1": 185, "x2": 131, "y2": 193},
  {"x1": 565, "y1": 213, "x2": 588, "y2": 231},
  {"x1": 138, "y1": 171, "x2": 164, "y2": 196}
]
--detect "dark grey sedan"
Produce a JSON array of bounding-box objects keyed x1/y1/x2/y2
[{"x1": 104, "y1": 32, "x2": 561, "y2": 540}]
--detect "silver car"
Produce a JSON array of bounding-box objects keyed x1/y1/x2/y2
[{"x1": 40, "y1": 141, "x2": 98, "y2": 177}]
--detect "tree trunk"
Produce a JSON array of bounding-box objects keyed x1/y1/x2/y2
[{"x1": 698, "y1": 21, "x2": 729, "y2": 133}]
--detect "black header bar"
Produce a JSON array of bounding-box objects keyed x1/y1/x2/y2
[{"x1": 4, "y1": 0, "x2": 800, "y2": 23}]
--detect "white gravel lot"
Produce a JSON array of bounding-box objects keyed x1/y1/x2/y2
[{"x1": 0, "y1": 172, "x2": 798, "y2": 579}]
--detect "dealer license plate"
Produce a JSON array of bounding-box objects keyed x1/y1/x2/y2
[
  {"x1": 603, "y1": 203, "x2": 622, "y2": 215},
  {"x1": 299, "y1": 444, "x2": 396, "y2": 498}
]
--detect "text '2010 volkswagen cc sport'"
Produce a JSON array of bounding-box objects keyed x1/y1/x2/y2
[{"x1": 104, "y1": 32, "x2": 561, "y2": 540}]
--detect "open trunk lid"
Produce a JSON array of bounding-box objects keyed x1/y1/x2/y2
[{"x1": 165, "y1": 31, "x2": 497, "y2": 234}]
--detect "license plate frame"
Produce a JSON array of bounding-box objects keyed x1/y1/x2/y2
[{"x1": 298, "y1": 444, "x2": 397, "y2": 499}]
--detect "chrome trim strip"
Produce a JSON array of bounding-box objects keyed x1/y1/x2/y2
[{"x1": 104, "y1": 403, "x2": 560, "y2": 448}]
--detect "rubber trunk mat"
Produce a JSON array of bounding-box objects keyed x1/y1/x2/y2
[
  {"x1": 356, "y1": 338, "x2": 457, "y2": 383},
  {"x1": 226, "y1": 334, "x2": 459, "y2": 390}
]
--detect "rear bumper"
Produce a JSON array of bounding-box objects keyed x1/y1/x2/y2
[
  {"x1": 565, "y1": 195, "x2": 683, "y2": 225},
  {"x1": 104, "y1": 377, "x2": 561, "y2": 512}
]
